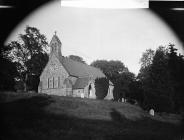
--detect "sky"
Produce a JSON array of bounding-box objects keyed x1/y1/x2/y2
[{"x1": 5, "y1": 0, "x2": 184, "y2": 75}]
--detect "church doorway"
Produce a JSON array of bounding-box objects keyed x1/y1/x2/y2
[{"x1": 88, "y1": 84, "x2": 92, "y2": 98}]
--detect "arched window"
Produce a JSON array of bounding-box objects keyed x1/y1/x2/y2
[
  {"x1": 54, "y1": 77, "x2": 59, "y2": 88},
  {"x1": 49, "y1": 77, "x2": 54, "y2": 88}
]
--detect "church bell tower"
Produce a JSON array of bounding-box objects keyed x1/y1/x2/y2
[{"x1": 49, "y1": 31, "x2": 62, "y2": 58}]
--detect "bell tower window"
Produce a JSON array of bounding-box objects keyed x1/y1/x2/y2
[{"x1": 49, "y1": 32, "x2": 62, "y2": 57}]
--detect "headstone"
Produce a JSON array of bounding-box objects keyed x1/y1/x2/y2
[
  {"x1": 149, "y1": 109, "x2": 154, "y2": 116},
  {"x1": 122, "y1": 98, "x2": 125, "y2": 102},
  {"x1": 81, "y1": 93, "x2": 84, "y2": 98}
]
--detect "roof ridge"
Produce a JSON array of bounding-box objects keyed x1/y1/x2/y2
[
  {"x1": 58, "y1": 55, "x2": 105, "y2": 78},
  {"x1": 66, "y1": 56, "x2": 103, "y2": 71}
]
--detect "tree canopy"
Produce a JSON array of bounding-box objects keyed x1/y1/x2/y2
[
  {"x1": 0, "y1": 45, "x2": 19, "y2": 91},
  {"x1": 91, "y1": 60, "x2": 135, "y2": 101},
  {"x1": 138, "y1": 44, "x2": 184, "y2": 113},
  {"x1": 5, "y1": 26, "x2": 49, "y2": 91}
]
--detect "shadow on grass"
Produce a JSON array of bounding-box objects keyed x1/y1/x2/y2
[{"x1": 0, "y1": 95, "x2": 182, "y2": 140}]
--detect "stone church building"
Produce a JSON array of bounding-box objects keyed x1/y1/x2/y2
[{"x1": 38, "y1": 34, "x2": 114, "y2": 99}]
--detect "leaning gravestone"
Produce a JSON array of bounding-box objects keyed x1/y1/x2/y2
[{"x1": 149, "y1": 109, "x2": 155, "y2": 116}]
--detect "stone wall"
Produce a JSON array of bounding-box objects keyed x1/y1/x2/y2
[
  {"x1": 39, "y1": 54, "x2": 69, "y2": 96},
  {"x1": 73, "y1": 89, "x2": 84, "y2": 97}
]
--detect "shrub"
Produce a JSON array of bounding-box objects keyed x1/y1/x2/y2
[
  {"x1": 143, "y1": 92, "x2": 174, "y2": 113},
  {"x1": 14, "y1": 81, "x2": 25, "y2": 92},
  {"x1": 95, "y1": 77, "x2": 109, "y2": 99}
]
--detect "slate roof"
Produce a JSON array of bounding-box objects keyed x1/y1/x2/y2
[
  {"x1": 73, "y1": 77, "x2": 90, "y2": 89},
  {"x1": 59, "y1": 56, "x2": 106, "y2": 78}
]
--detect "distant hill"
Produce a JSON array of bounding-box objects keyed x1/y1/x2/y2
[{"x1": 0, "y1": 92, "x2": 182, "y2": 140}]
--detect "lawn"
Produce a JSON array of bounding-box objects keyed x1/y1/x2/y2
[{"x1": 0, "y1": 92, "x2": 183, "y2": 140}]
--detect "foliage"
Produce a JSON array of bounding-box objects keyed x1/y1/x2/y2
[
  {"x1": 0, "y1": 57, "x2": 18, "y2": 91},
  {"x1": 128, "y1": 80, "x2": 144, "y2": 105},
  {"x1": 167, "y1": 44, "x2": 184, "y2": 112},
  {"x1": 140, "y1": 49, "x2": 155, "y2": 69},
  {"x1": 14, "y1": 80, "x2": 25, "y2": 91},
  {"x1": 0, "y1": 45, "x2": 19, "y2": 91},
  {"x1": 113, "y1": 71, "x2": 135, "y2": 101},
  {"x1": 143, "y1": 92, "x2": 174, "y2": 112},
  {"x1": 68, "y1": 55, "x2": 86, "y2": 64},
  {"x1": 138, "y1": 44, "x2": 184, "y2": 113},
  {"x1": 6, "y1": 26, "x2": 49, "y2": 91},
  {"x1": 91, "y1": 60, "x2": 135, "y2": 101},
  {"x1": 91, "y1": 60, "x2": 128, "y2": 80},
  {"x1": 95, "y1": 77, "x2": 109, "y2": 99}
]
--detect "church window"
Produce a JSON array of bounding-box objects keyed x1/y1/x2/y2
[
  {"x1": 45, "y1": 79, "x2": 48, "y2": 89},
  {"x1": 47, "y1": 78, "x2": 49, "y2": 89},
  {"x1": 54, "y1": 77, "x2": 59, "y2": 88},
  {"x1": 42, "y1": 79, "x2": 48, "y2": 89},
  {"x1": 58, "y1": 77, "x2": 60, "y2": 88},
  {"x1": 49, "y1": 77, "x2": 54, "y2": 88}
]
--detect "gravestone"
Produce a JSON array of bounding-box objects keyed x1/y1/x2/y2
[
  {"x1": 81, "y1": 93, "x2": 84, "y2": 98},
  {"x1": 149, "y1": 109, "x2": 154, "y2": 116}
]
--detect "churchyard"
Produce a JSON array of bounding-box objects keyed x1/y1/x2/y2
[{"x1": 0, "y1": 91, "x2": 183, "y2": 140}]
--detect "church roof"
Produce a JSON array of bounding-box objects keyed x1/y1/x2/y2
[
  {"x1": 59, "y1": 56, "x2": 106, "y2": 78},
  {"x1": 48, "y1": 33, "x2": 113, "y2": 89},
  {"x1": 73, "y1": 77, "x2": 90, "y2": 89}
]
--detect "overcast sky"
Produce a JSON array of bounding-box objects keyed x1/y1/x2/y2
[{"x1": 6, "y1": 0, "x2": 184, "y2": 75}]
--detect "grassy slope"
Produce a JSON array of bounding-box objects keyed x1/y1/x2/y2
[{"x1": 0, "y1": 92, "x2": 182, "y2": 140}]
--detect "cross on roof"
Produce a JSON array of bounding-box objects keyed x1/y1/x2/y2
[{"x1": 54, "y1": 31, "x2": 57, "y2": 35}]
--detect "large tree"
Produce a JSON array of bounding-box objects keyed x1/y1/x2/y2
[
  {"x1": 167, "y1": 44, "x2": 184, "y2": 112},
  {"x1": 137, "y1": 49, "x2": 155, "y2": 82},
  {"x1": 91, "y1": 60, "x2": 128, "y2": 80},
  {"x1": 7, "y1": 26, "x2": 49, "y2": 91},
  {"x1": 91, "y1": 60, "x2": 135, "y2": 101},
  {"x1": 138, "y1": 44, "x2": 184, "y2": 112}
]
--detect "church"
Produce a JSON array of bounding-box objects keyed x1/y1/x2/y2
[{"x1": 38, "y1": 33, "x2": 114, "y2": 99}]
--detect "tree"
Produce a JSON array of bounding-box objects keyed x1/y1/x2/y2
[
  {"x1": 140, "y1": 49, "x2": 155, "y2": 69},
  {"x1": 7, "y1": 26, "x2": 49, "y2": 91},
  {"x1": 95, "y1": 77, "x2": 109, "y2": 99},
  {"x1": 138, "y1": 44, "x2": 184, "y2": 113},
  {"x1": 113, "y1": 71, "x2": 135, "y2": 101},
  {"x1": 91, "y1": 60, "x2": 134, "y2": 101},
  {"x1": 167, "y1": 44, "x2": 184, "y2": 112},
  {"x1": 138, "y1": 46, "x2": 175, "y2": 112},
  {"x1": 128, "y1": 80, "x2": 144, "y2": 105},
  {"x1": 138, "y1": 49, "x2": 154, "y2": 81},
  {"x1": 0, "y1": 45, "x2": 19, "y2": 91},
  {"x1": 91, "y1": 60, "x2": 128, "y2": 80},
  {"x1": 68, "y1": 55, "x2": 86, "y2": 64}
]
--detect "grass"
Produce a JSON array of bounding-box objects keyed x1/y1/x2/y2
[{"x1": 0, "y1": 92, "x2": 183, "y2": 140}]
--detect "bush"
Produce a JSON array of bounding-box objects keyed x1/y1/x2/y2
[
  {"x1": 126, "y1": 98, "x2": 138, "y2": 105},
  {"x1": 14, "y1": 81, "x2": 25, "y2": 92},
  {"x1": 143, "y1": 92, "x2": 174, "y2": 113},
  {"x1": 95, "y1": 77, "x2": 109, "y2": 99}
]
